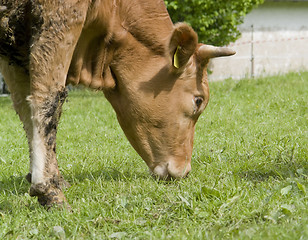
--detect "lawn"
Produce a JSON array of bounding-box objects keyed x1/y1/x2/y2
[{"x1": 0, "y1": 72, "x2": 307, "y2": 239}]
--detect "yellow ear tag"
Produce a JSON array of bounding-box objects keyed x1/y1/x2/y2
[{"x1": 173, "y1": 46, "x2": 181, "y2": 69}]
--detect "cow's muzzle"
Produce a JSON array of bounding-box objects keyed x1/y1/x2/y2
[{"x1": 150, "y1": 159, "x2": 191, "y2": 180}]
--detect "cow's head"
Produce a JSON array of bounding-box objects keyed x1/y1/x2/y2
[{"x1": 102, "y1": 23, "x2": 235, "y2": 180}]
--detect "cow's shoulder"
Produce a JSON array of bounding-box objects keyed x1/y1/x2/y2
[{"x1": 0, "y1": 0, "x2": 88, "y2": 70}]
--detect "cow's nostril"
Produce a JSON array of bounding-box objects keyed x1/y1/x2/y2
[{"x1": 167, "y1": 160, "x2": 191, "y2": 179}]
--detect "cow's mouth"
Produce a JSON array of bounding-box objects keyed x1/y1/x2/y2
[{"x1": 150, "y1": 159, "x2": 191, "y2": 180}]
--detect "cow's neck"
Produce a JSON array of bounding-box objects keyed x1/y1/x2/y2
[
  {"x1": 67, "y1": 0, "x2": 174, "y2": 89},
  {"x1": 117, "y1": 0, "x2": 173, "y2": 55}
]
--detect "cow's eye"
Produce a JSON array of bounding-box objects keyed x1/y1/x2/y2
[
  {"x1": 194, "y1": 96, "x2": 203, "y2": 109},
  {"x1": 192, "y1": 96, "x2": 204, "y2": 115}
]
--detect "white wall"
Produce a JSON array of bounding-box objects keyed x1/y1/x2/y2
[{"x1": 209, "y1": 1, "x2": 308, "y2": 81}]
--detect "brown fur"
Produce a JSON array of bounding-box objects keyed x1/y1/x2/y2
[{"x1": 0, "y1": 0, "x2": 234, "y2": 208}]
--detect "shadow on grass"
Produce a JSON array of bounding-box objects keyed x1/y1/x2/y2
[
  {"x1": 0, "y1": 175, "x2": 29, "y2": 194},
  {"x1": 0, "y1": 175, "x2": 31, "y2": 212},
  {"x1": 237, "y1": 160, "x2": 307, "y2": 182},
  {"x1": 0, "y1": 168, "x2": 150, "y2": 211},
  {"x1": 0, "y1": 168, "x2": 149, "y2": 200},
  {"x1": 239, "y1": 169, "x2": 284, "y2": 182},
  {"x1": 66, "y1": 167, "x2": 150, "y2": 183}
]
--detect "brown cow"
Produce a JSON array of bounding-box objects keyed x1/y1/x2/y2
[{"x1": 0, "y1": 0, "x2": 234, "y2": 208}]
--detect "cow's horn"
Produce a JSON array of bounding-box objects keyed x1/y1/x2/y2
[{"x1": 198, "y1": 45, "x2": 236, "y2": 59}]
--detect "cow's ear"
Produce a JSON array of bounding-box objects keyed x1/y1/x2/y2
[{"x1": 169, "y1": 23, "x2": 198, "y2": 69}]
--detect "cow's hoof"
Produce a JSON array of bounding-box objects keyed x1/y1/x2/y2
[{"x1": 29, "y1": 182, "x2": 70, "y2": 210}]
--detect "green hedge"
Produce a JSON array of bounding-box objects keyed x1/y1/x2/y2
[{"x1": 165, "y1": 0, "x2": 264, "y2": 46}]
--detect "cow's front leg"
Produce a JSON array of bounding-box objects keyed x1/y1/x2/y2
[
  {"x1": 27, "y1": 88, "x2": 68, "y2": 208},
  {"x1": 24, "y1": 0, "x2": 88, "y2": 208}
]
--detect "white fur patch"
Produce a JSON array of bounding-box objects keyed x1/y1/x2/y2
[
  {"x1": 31, "y1": 124, "x2": 46, "y2": 184},
  {"x1": 28, "y1": 96, "x2": 46, "y2": 185},
  {"x1": 153, "y1": 164, "x2": 169, "y2": 179},
  {"x1": 167, "y1": 158, "x2": 191, "y2": 179}
]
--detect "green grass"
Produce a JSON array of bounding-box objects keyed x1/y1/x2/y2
[{"x1": 0, "y1": 72, "x2": 307, "y2": 239}]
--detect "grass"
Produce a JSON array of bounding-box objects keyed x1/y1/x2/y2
[{"x1": 0, "y1": 72, "x2": 307, "y2": 239}]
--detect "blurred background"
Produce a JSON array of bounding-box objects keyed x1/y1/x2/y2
[
  {"x1": 0, "y1": 72, "x2": 8, "y2": 94},
  {"x1": 209, "y1": 0, "x2": 308, "y2": 80}
]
